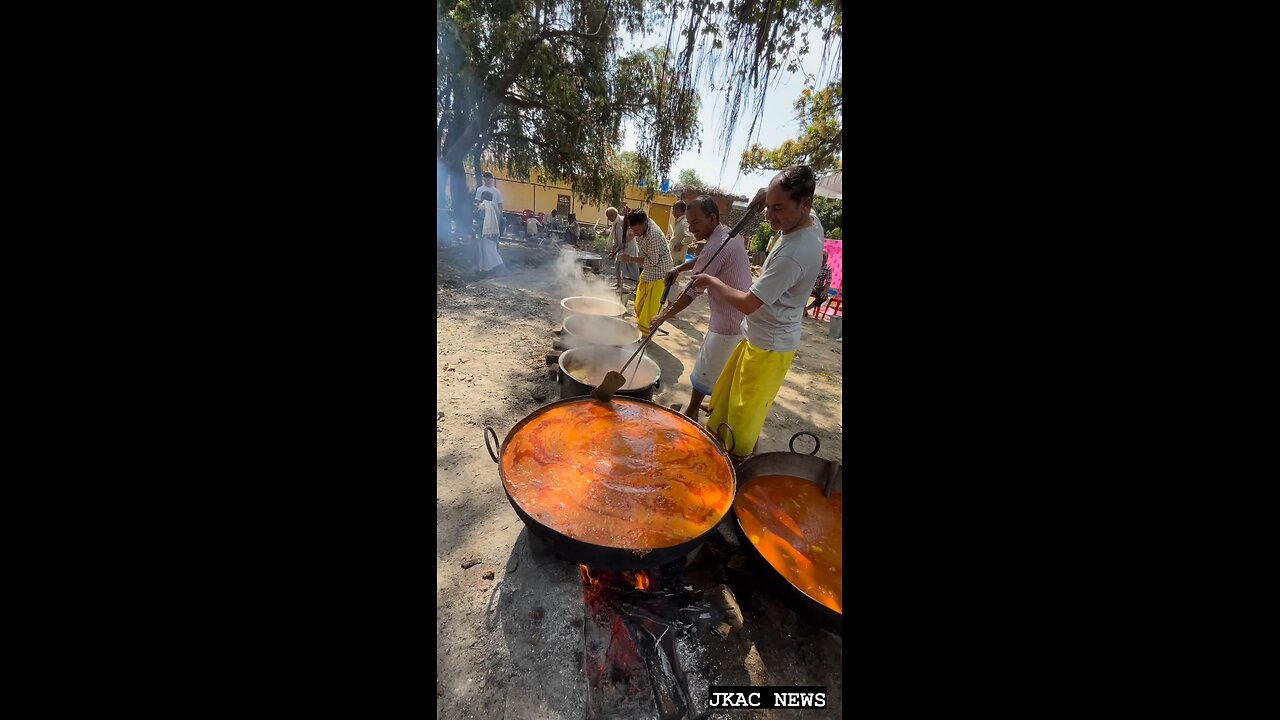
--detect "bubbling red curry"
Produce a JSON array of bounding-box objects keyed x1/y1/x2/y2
[
  {"x1": 735, "y1": 474, "x2": 842, "y2": 613},
  {"x1": 501, "y1": 399, "x2": 735, "y2": 550}
]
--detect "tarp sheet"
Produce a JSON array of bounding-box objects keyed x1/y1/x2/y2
[{"x1": 815, "y1": 171, "x2": 842, "y2": 200}]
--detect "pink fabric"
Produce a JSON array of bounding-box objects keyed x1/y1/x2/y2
[{"x1": 823, "y1": 238, "x2": 842, "y2": 292}]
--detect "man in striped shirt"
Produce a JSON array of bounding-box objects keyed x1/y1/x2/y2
[
  {"x1": 653, "y1": 196, "x2": 753, "y2": 422},
  {"x1": 616, "y1": 210, "x2": 674, "y2": 335}
]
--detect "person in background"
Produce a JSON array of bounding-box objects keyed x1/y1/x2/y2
[
  {"x1": 474, "y1": 172, "x2": 505, "y2": 235},
  {"x1": 691, "y1": 165, "x2": 824, "y2": 462},
  {"x1": 806, "y1": 251, "x2": 833, "y2": 314},
  {"x1": 475, "y1": 190, "x2": 506, "y2": 277},
  {"x1": 607, "y1": 206, "x2": 640, "y2": 289},
  {"x1": 616, "y1": 210, "x2": 673, "y2": 335},
  {"x1": 655, "y1": 196, "x2": 752, "y2": 423},
  {"x1": 566, "y1": 212, "x2": 580, "y2": 243},
  {"x1": 669, "y1": 201, "x2": 691, "y2": 258},
  {"x1": 525, "y1": 212, "x2": 541, "y2": 239}
]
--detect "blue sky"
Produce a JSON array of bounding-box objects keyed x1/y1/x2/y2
[{"x1": 617, "y1": 22, "x2": 837, "y2": 197}]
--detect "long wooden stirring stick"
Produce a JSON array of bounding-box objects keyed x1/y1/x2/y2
[{"x1": 593, "y1": 203, "x2": 764, "y2": 402}]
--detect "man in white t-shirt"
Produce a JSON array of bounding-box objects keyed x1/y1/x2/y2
[{"x1": 691, "y1": 165, "x2": 825, "y2": 461}]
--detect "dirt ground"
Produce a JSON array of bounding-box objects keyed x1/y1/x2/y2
[{"x1": 437, "y1": 239, "x2": 843, "y2": 719}]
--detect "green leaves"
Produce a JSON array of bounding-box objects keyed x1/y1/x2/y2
[
  {"x1": 437, "y1": 0, "x2": 840, "y2": 206},
  {"x1": 739, "y1": 78, "x2": 841, "y2": 175}
]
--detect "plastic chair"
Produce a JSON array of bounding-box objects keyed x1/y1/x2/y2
[
  {"x1": 819, "y1": 289, "x2": 842, "y2": 321},
  {"x1": 811, "y1": 288, "x2": 837, "y2": 318}
]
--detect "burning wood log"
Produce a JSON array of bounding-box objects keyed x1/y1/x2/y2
[{"x1": 708, "y1": 583, "x2": 743, "y2": 638}]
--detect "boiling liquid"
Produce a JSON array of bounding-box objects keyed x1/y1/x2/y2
[
  {"x1": 734, "y1": 474, "x2": 842, "y2": 613},
  {"x1": 501, "y1": 400, "x2": 735, "y2": 549},
  {"x1": 567, "y1": 365, "x2": 649, "y2": 390}
]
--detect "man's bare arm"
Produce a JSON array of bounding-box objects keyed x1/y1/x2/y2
[{"x1": 693, "y1": 275, "x2": 765, "y2": 315}]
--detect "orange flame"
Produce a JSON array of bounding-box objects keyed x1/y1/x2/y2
[
  {"x1": 580, "y1": 566, "x2": 652, "y2": 592},
  {"x1": 623, "y1": 571, "x2": 651, "y2": 591}
]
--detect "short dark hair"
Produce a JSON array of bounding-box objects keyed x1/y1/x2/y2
[
  {"x1": 481, "y1": 190, "x2": 493, "y2": 201},
  {"x1": 673, "y1": 201, "x2": 687, "y2": 213},
  {"x1": 482, "y1": 171, "x2": 494, "y2": 179},
  {"x1": 772, "y1": 165, "x2": 816, "y2": 203},
  {"x1": 626, "y1": 210, "x2": 648, "y2": 228},
  {"x1": 689, "y1": 196, "x2": 720, "y2": 223}
]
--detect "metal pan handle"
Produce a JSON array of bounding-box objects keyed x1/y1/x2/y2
[
  {"x1": 789, "y1": 431, "x2": 820, "y2": 456},
  {"x1": 716, "y1": 422, "x2": 736, "y2": 455},
  {"x1": 483, "y1": 426, "x2": 500, "y2": 463}
]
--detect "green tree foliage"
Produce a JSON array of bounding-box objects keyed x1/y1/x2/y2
[
  {"x1": 812, "y1": 195, "x2": 841, "y2": 237},
  {"x1": 437, "y1": 0, "x2": 842, "y2": 218},
  {"x1": 652, "y1": 0, "x2": 842, "y2": 167},
  {"x1": 740, "y1": 80, "x2": 842, "y2": 174},
  {"x1": 613, "y1": 151, "x2": 643, "y2": 184},
  {"x1": 671, "y1": 167, "x2": 739, "y2": 198},
  {"x1": 749, "y1": 221, "x2": 774, "y2": 254},
  {"x1": 748, "y1": 196, "x2": 839, "y2": 250},
  {"x1": 437, "y1": 1, "x2": 698, "y2": 210},
  {"x1": 678, "y1": 168, "x2": 704, "y2": 188}
]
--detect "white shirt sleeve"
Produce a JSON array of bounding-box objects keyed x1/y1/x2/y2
[{"x1": 671, "y1": 218, "x2": 690, "y2": 250}]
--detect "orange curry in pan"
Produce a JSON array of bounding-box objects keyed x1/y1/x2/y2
[
  {"x1": 734, "y1": 474, "x2": 842, "y2": 614},
  {"x1": 501, "y1": 399, "x2": 735, "y2": 550}
]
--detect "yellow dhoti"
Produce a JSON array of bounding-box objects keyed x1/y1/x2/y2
[
  {"x1": 705, "y1": 339, "x2": 796, "y2": 460},
  {"x1": 634, "y1": 276, "x2": 664, "y2": 334}
]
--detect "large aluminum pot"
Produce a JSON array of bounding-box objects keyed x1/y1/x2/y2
[
  {"x1": 731, "y1": 431, "x2": 843, "y2": 635},
  {"x1": 563, "y1": 314, "x2": 640, "y2": 348},
  {"x1": 558, "y1": 345, "x2": 659, "y2": 401},
  {"x1": 483, "y1": 396, "x2": 737, "y2": 570},
  {"x1": 560, "y1": 296, "x2": 626, "y2": 323}
]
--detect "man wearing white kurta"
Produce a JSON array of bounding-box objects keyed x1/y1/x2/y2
[
  {"x1": 607, "y1": 206, "x2": 640, "y2": 288},
  {"x1": 475, "y1": 190, "x2": 505, "y2": 275},
  {"x1": 669, "y1": 201, "x2": 691, "y2": 258},
  {"x1": 474, "y1": 172, "x2": 504, "y2": 236}
]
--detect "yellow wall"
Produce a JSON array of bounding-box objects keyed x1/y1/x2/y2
[{"x1": 481, "y1": 165, "x2": 679, "y2": 233}]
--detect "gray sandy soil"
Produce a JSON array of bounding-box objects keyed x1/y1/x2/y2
[{"x1": 437, "y1": 240, "x2": 843, "y2": 719}]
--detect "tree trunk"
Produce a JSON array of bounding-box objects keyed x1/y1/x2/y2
[
  {"x1": 437, "y1": 156, "x2": 451, "y2": 243},
  {"x1": 447, "y1": 159, "x2": 471, "y2": 244}
]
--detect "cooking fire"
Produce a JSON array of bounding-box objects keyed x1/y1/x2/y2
[
  {"x1": 578, "y1": 561, "x2": 715, "y2": 720},
  {"x1": 580, "y1": 565, "x2": 654, "y2": 593}
]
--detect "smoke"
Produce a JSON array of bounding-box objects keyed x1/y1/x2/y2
[
  {"x1": 549, "y1": 244, "x2": 625, "y2": 305},
  {"x1": 436, "y1": 158, "x2": 451, "y2": 244},
  {"x1": 549, "y1": 244, "x2": 635, "y2": 352}
]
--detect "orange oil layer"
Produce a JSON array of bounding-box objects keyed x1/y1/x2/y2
[
  {"x1": 735, "y1": 474, "x2": 842, "y2": 613},
  {"x1": 501, "y1": 400, "x2": 735, "y2": 550}
]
